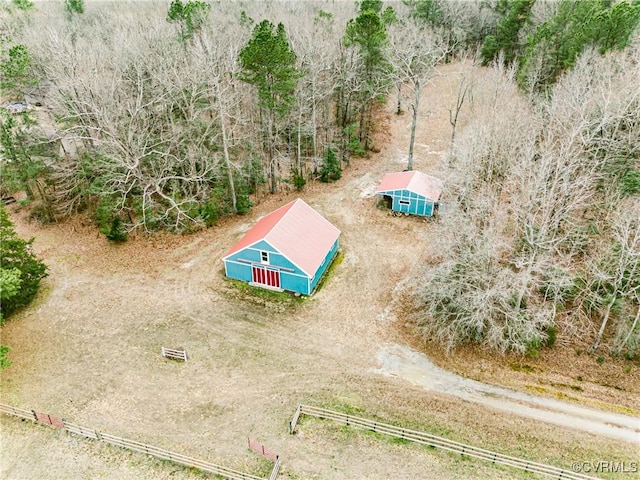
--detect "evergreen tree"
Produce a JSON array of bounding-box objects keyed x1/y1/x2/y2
[
  {"x1": 239, "y1": 20, "x2": 300, "y2": 193},
  {"x1": 343, "y1": 0, "x2": 395, "y2": 150},
  {"x1": 239, "y1": 21, "x2": 299, "y2": 115},
  {"x1": 11, "y1": 0, "x2": 34, "y2": 10},
  {"x1": 0, "y1": 108, "x2": 48, "y2": 202},
  {"x1": 518, "y1": 0, "x2": 640, "y2": 92},
  {"x1": 166, "y1": 0, "x2": 211, "y2": 42},
  {"x1": 0, "y1": 345, "x2": 10, "y2": 370},
  {"x1": 104, "y1": 217, "x2": 127, "y2": 242},
  {"x1": 64, "y1": 0, "x2": 84, "y2": 16},
  {"x1": 0, "y1": 205, "x2": 47, "y2": 322},
  {"x1": 406, "y1": 0, "x2": 445, "y2": 27},
  {"x1": 0, "y1": 44, "x2": 34, "y2": 99},
  {"x1": 319, "y1": 147, "x2": 341, "y2": 183},
  {"x1": 480, "y1": 0, "x2": 535, "y2": 66}
]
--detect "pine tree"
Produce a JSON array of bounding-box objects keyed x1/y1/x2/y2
[
  {"x1": 518, "y1": 0, "x2": 640, "y2": 92},
  {"x1": 166, "y1": 0, "x2": 211, "y2": 42},
  {"x1": 343, "y1": 0, "x2": 396, "y2": 150},
  {"x1": 319, "y1": 148, "x2": 341, "y2": 183},
  {"x1": 0, "y1": 44, "x2": 33, "y2": 99},
  {"x1": 480, "y1": 0, "x2": 535, "y2": 66},
  {"x1": 239, "y1": 20, "x2": 301, "y2": 193},
  {"x1": 0, "y1": 206, "x2": 47, "y2": 322},
  {"x1": 64, "y1": 0, "x2": 84, "y2": 16}
]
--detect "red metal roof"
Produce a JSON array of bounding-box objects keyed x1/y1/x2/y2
[
  {"x1": 223, "y1": 198, "x2": 340, "y2": 277},
  {"x1": 375, "y1": 170, "x2": 443, "y2": 201}
]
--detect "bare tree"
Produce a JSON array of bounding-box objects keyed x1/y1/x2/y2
[
  {"x1": 290, "y1": 9, "x2": 341, "y2": 176},
  {"x1": 448, "y1": 62, "x2": 474, "y2": 147},
  {"x1": 388, "y1": 19, "x2": 448, "y2": 170},
  {"x1": 418, "y1": 63, "x2": 546, "y2": 354},
  {"x1": 418, "y1": 42, "x2": 640, "y2": 354},
  {"x1": 588, "y1": 200, "x2": 640, "y2": 353}
]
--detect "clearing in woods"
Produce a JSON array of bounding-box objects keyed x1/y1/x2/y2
[{"x1": 1, "y1": 63, "x2": 638, "y2": 480}]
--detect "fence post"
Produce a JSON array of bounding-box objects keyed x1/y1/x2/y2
[
  {"x1": 269, "y1": 456, "x2": 281, "y2": 480},
  {"x1": 289, "y1": 405, "x2": 301, "y2": 434}
]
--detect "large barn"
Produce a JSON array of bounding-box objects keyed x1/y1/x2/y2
[
  {"x1": 223, "y1": 198, "x2": 340, "y2": 295},
  {"x1": 375, "y1": 170, "x2": 444, "y2": 217}
]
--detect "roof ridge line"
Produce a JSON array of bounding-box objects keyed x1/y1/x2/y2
[{"x1": 263, "y1": 198, "x2": 299, "y2": 238}]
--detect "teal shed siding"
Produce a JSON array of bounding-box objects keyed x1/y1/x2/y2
[
  {"x1": 381, "y1": 189, "x2": 436, "y2": 217},
  {"x1": 223, "y1": 238, "x2": 339, "y2": 295}
]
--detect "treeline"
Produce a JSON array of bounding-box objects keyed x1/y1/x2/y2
[
  {"x1": 410, "y1": 1, "x2": 640, "y2": 357},
  {"x1": 408, "y1": 0, "x2": 640, "y2": 93}
]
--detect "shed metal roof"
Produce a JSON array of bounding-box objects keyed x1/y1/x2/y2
[
  {"x1": 223, "y1": 198, "x2": 340, "y2": 277},
  {"x1": 375, "y1": 170, "x2": 444, "y2": 201}
]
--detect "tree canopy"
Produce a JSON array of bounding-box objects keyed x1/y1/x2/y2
[
  {"x1": 2, "y1": 0, "x2": 639, "y2": 356},
  {"x1": 239, "y1": 20, "x2": 300, "y2": 116},
  {"x1": 480, "y1": 0, "x2": 534, "y2": 66},
  {"x1": 0, "y1": 206, "x2": 48, "y2": 322},
  {"x1": 518, "y1": 0, "x2": 640, "y2": 91},
  {"x1": 166, "y1": 0, "x2": 211, "y2": 41}
]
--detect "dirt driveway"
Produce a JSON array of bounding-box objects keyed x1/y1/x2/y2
[{"x1": 1, "y1": 63, "x2": 638, "y2": 480}]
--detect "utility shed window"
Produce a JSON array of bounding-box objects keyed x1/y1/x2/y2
[
  {"x1": 399, "y1": 200, "x2": 410, "y2": 205},
  {"x1": 261, "y1": 251, "x2": 269, "y2": 263}
]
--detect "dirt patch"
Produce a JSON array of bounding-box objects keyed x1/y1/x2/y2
[{"x1": 373, "y1": 343, "x2": 639, "y2": 443}]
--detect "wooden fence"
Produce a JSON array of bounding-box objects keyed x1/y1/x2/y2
[
  {"x1": 290, "y1": 404, "x2": 603, "y2": 480},
  {"x1": 247, "y1": 437, "x2": 279, "y2": 463},
  {"x1": 268, "y1": 456, "x2": 281, "y2": 480},
  {"x1": 0, "y1": 402, "x2": 277, "y2": 480},
  {"x1": 161, "y1": 346, "x2": 188, "y2": 361}
]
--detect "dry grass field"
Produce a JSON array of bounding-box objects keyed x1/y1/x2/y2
[{"x1": 1, "y1": 63, "x2": 638, "y2": 480}]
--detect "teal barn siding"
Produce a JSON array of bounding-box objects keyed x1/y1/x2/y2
[
  {"x1": 222, "y1": 199, "x2": 341, "y2": 296},
  {"x1": 224, "y1": 239, "x2": 310, "y2": 293},
  {"x1": 309, "y1": 238, "x2": 340, "y2": 293}
]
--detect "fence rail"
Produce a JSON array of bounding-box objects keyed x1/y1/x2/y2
[
  {"x1": 291, "y1": 404, "x2": 602, "y2": 480},
  {"x1": 0, "y1": 403, "x2": 35, "y2": 421},
  {"x1": 161, "y1": 347, "x2": 188, "y2": 361},
  {"x1": 1, "y1": 402, "x2": 269, "y2": 480},
  {"x1": 268, "y1": 456, "x2": 281, "y2": 480}
]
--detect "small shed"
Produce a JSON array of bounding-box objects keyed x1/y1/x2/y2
[
  {"x1": 375, "y1": 170, "x2": 444, "y2": 217},
  {"x1": 223, "y1": 198, "x2": 340, "y2": 295}
]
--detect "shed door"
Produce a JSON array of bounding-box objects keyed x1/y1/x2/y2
[{"x1": 252, "y1": 265, "x2": 281, "y2": 288}]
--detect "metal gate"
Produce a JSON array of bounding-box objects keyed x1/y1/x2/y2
[{"x1": 252, "y1": 265, "x2": 281, "y2": 288}]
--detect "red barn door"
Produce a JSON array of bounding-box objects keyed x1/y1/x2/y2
[{"x1": 252, "y1": 265, "x2": 281, "y2": 288}]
